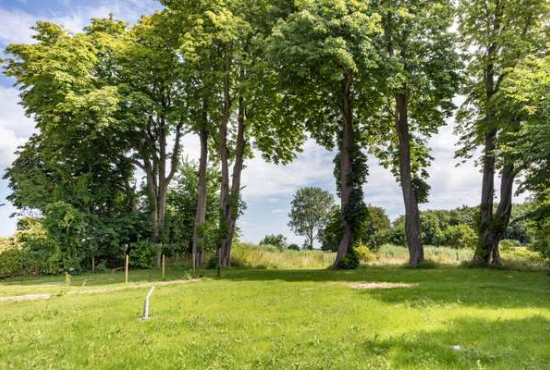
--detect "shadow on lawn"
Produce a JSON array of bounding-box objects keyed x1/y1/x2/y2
[
  {"x1": 363, "y1": 315, "x2": 550, "y2": 369},
  {"x1": 215, "y1": 267, "x2": 550, "y2": 310}
]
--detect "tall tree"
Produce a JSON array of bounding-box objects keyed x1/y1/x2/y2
[
  {"x1": 4, "y1": 16, "x2": 191, "y2": 248},
  {"x1": 116, "y1": 14, "x2": 189, "y2": 244},
  {"x1": 370, "y1": 0, "x2": 460, "y2": 267},
  {"x1": 268, "y1": 0, "x2": 382, "y2": 268},
  {"x1": 457, "y1": 0, "x2": 549, "y2": 265},
  {"x1": 160, "y1": 1, "x2": 225, "y2": 267},
  {"x1": 288, "y1": 187, "x2": 334, "y2": 249},
  {"x1": 3, "y1": 21, "x2": 145, "y2": 267},
  {"x1": 501, "y1": 53, "x2": 550, "y2": 258},
  {"x1": 164, "y1": 0, "x2": 303, "y2": 268},
  {"x1": 163, "y1": 159, "x2": 220, "y2": 256}
]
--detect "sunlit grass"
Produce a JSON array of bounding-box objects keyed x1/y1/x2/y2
[{"x1": 1, "y1": 265, "x2": 549, "y2": 369}]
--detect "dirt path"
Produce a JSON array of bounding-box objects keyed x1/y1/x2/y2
[
  {"x1": 0, "y1": 279, "x2": 200, "y2": 304},
  {"x1": 349, "y1": 281, "x2": 418, "y2": 290}
]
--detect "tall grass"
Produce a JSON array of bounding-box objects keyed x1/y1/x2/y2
[
  {"x1": 371, "y1": 244, "x2": 546, "y2": 269},
  {"x1": 229, "y1": 243, "x2": 546, "y2": 270},
  {"x1": 231, "y1": 243, "x2": 335, "y2": 269},
  {"x1": 373, "y1": 244, "x2": 473, "y2": 265}
]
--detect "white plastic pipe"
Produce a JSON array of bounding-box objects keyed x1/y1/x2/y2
[{"x1": 142, "y1": 286, "x2": 156, "y2": 320}]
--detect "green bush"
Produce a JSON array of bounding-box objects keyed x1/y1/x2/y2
[
  {"x1": 0, "y1": 248, "x2": 26, "y2": 277},
  {"x1": 500, "y1": 239, "x2": 522, "y2": 251},
  {"x1": 129, "y1": 241, "x2": 158, "y2": 269},
  {"x1": 288, "y1": 244, "x2": 300, "y2": 251},
  {"x1": 336, "y1": 251, "x2": 359, "y2": 269},
  {"x1": 259, "y1": 234, "x2": 287, "y2": 250},
  {"x1": 354, "y1": 244, "x2": 377, "y2": 263},
  {"x1": 442, "y1": 224, "x2": 477, "y2": 249}
]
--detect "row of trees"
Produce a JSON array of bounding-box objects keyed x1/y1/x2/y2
[
  {"x1": 285, "y1": 187, "x2": 533, "y2": 252},
  {"x1": 2, "y1": 0, "x2": 550, "y2": 271}
]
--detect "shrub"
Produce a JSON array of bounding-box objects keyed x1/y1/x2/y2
[
  {"x1": 442, "y1": 224, "x2": 477, "y2": 249},
  {"x1": 288, "y1": 244, "x2": 300, "y2": 251},
  {"x1": 336, "y1": 250, "x2": 359, "y2": 269},
  {"x1": 500, "y1": 239, "x2": 522, "y2": 251},
  {"x1": 0, "y1": 248, "x2": 26, "y2": 277},
  {"x1": 354, "y1": 244, "x2": 376, "y2": 263},
  {"x1": 259, "y1": 234, "x2": 287, "y2": 249},
  {"x1": 129, "y1": 241, "x2": 158, "y2": 269}
]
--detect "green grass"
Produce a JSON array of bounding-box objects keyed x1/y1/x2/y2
[{"x1": 1, "y1": 265, "x2": 550, "y2": 369}]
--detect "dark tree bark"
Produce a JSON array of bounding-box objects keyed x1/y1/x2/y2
[
  {"x1": 489, "y1": 163, "x2": 515, "y2": 265},
  {"x1": 219, "y1": 96, "x2": 246, "y2": 267},
  {"x1": 193, "y1": 112, "x2": 209, "y2": 269},
  {"x1": 472, "y1": 2, "x2": 504, "y2": 266},
  {"x1": 473, "y1": 44, "x2": 498, "y2": 266},
  {"x1": 395, "y1": 93, "x2": 424, "y2": 267},
  {"x1": 137, "y1": 120, "x2": 183, "y2": 254},
  {"x1": 334, "y1": 73, "x2": 355, "y2": 267}
]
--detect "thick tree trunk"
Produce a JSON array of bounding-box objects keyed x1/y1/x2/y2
[
  {"x1": 489, "y1": 163, "x2": 515, "y2": 265},
  {"x1": 140, "y1": 120, "x2": 182, "y2": 247},
  {"x1": 395, "y1": 93, "x2": 424, "y2": 267},
  {"x1": 473, "y1": 131, "x2": 497, "y2": 265},
  {"x1": 219, "y1": 97, "x2": 246, "y2": 267},
  {"x1": 193, "y1": 125, "x2": 208, "y2": 269},
  {"x1": 472, "y1": 9, "x2": 501, "y2": 266},
  {"x1": 218, "y1": 71, "x2": 232, "y2": 268},
  {"x1": 334, "y1": 74, "x2": 355, "y2": 267}
]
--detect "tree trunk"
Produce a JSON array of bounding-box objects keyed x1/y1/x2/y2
[
  {"x1": 193, "y1": 124, "x2": 208, "y2": 269},
  {"x1": 334, "y1": 74, "x2": 355, "y2": 267},
  {"x1": 473, "y1": 130, "x2": 497, "y2": 265},
  {"x1": 472, "y1": 8, "x2": 501, "y2": 266},
  {"x1": 489, "y1": 163, "x2": 515, "y2": 265},
  {"x1": 219, "y1": 97, "x2": 246, "y2": 267},
  {"x1": 395, "y1": 93, "x2": 424, "y2": 267}
]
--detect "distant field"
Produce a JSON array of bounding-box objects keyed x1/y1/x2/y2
[{"x1": 1, "y1": 265, "x2": 549, "y2": 369}]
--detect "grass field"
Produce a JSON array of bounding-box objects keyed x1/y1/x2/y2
[{"x1": 1, "y1": 265, "x2": 549, "y2": 369}]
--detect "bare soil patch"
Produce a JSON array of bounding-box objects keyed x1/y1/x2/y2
[
  {"x1": 349, "y1": 281, "x2": 418, "y2": 290},
  {"x1": 0, "y1": 279, "x2": 200, "y2": 304}
]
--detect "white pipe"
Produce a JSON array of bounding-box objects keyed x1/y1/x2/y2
[{"x1": 142, "y1": 285, "x2": 155, "y2": 320}]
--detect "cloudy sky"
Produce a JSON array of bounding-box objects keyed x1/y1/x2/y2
[{"x1": 0, "y1": 0, "x2": 526, "y2": 245}]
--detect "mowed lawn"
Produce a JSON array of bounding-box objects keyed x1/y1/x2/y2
[{"x1": 1, "y1": 267, "x2": 550, "y2": 369}]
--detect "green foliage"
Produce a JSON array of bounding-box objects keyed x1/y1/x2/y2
[
  {"x1": 354, "y1": 244, "x2": 377, "y2": 263},
  {"x1": 0, "y1": 248, "x2": 26, "y2": 277},
  {"x1": 389, "y1": 205, "x2": 534, "y2": 249},
  {"x1": 321, "y1": 205, "x2": 391, "y2": 251},
  {"x1": 259, "y1": 234, "x2": 287, "y2": 249},
  {"x1": 287, "y1": 244, "x2": 300, "y2": 251},
  {"x1": 442, "y1": 224, "x2": 477, "y2": 249},
  {"x1": 370, "y1": 0, "x2": 460, "y2": 189},
  {"x1": 288, "y1": 187, "x2": 334, "y2": 249},
  {"x1": 129, "y1": 241, "x2": 158, "y2": 269},
  {"x1": 335, "y1": 248, "x2": 359, "y2": 269},
  {"x1": 500, "y1": 239, "x2": 521, "y2": 251},
  {"x1": 162, "y1": 160, "x2": 220, "y2": 256}
]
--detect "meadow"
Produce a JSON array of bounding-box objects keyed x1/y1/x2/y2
[{"x1": 1, "y1": 246, "x2": 549, "y2": 370}]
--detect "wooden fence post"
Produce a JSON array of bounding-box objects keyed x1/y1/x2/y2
[
  {"x1": 125, "y1": 254, "x2": 129, "y2": 284},
  {"x1": 162, "y1": 254, "x2": 165, "y2": 280}
]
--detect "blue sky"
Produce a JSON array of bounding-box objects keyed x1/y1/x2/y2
[{"x1": 0, "y1": 0, "x2": 527, "y2": 246}]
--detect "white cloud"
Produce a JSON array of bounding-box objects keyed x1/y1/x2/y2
[
  {"x1": 0, "y1": 86, "x2": 35, "y2": 168},
  {"x1": 0, "y1": 8, "x2": 37, "y2": 45},
  {"x1": 0, "y1": 1, "x2": 159, "y2": 47},
  {"x1": 242, "y1": 139, "x2": 335, "y2": 200}
]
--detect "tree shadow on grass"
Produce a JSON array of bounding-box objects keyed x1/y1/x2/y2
[
  {"x1": 215, "y1": 267, "x2": 550, "y2": 310},
  {"x1": 0, "y1": 267, "x2": 191, "y2": 288},
  {"x1": 364, "y1": 315, "x2": 550, "y2": 369}
]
